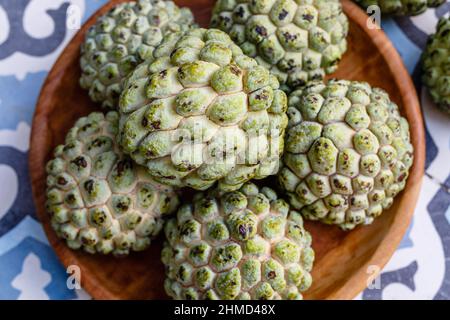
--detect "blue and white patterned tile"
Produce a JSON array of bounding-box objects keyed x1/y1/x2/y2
[
  {"x1": 372, "y1": 176, "x2": 445, "y2": 299},
  {"x1": 428, "y1": 175, "x2": 450, "y2": 300},
  {"x1": 0, "y1": 146, "x2": 36, "y2": 235},
  {"x1": 0, "y1": 0, "x2": 109, "y2": 300},
  {"x1": 0, "y1": 0, "x2": 87, "y2": 80},
  {"x1": 360, "y1": 4, "x2": 450, "y2": 300},
  {"x1": 0, "y1": 216, "x2": 89, "y2": 299}
]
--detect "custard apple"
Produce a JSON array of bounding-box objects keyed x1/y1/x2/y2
[
  {"x1": 422, "y1": 16, "x2": 450, "y2": 115},
  {"x1": 80, "y1": 0, "x2": 194, "y2": 109},
  {"x1": 162, "y1": 182, "x2": 314, "y2": 300},
  {"x1": 210, "y1": 0, "x2": 349, "y2": 91},
  {"x1": 118, "y1": 28, "x2": 289, "y2": 192},
  {"x1": 279, "y1": 80, "x2": 414, "y2": 230},
  {"x1": 45, "y1": 112, "x2": 180, "y2": 256},
  {"x1": 353, "y1": 0, "x2": 446, "y2": 16}
]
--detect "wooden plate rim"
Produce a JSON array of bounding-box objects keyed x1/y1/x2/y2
[
  {"x1": 325, "y1": 1, "x2": 425, "y2": 299},
  {"x1": 29, "y1": 0, "x2": 425, "y2": 300}
]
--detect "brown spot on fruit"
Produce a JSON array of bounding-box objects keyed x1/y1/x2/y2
[
  {"x1": 229, "y1": 64, "x2": 242, "y2": 76},
  {"x1": 72, "y1": 156, "x2": 88, "y2": 168},
  {"x1": 302, "y1": 14, "x2": 314, "y2": 22},
  {"x1": 84, "y1": 179, "x2": 95, "y2": 193},
  {"x1": 278, "y1": 9, "x2": 288, "y2": 20},
  {"x1": 255, "y1": 26, "x2": 268, "y2": 37}
]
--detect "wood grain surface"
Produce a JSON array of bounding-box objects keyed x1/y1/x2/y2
[{"x1": 29, "y1": 0, "x2": 425, "y2": 300}]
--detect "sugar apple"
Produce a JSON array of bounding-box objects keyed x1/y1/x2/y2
[
  {"x1": 80, "y1": 0, "x2": 194, "y2": 109},
  {"x1": 353, "y1": 0, "x2": 446, "y2": 16},
  {"x1": 279, "y1": 80, "x2": 414, "y2": 230},
  {"x1": 45, "y1": 112, "x2": 180, "y2": 256},
  {"x1": 210, "y1": 0, "x2": 349, "y2": 91},
  {"x1": 162, "y1": 182, "x2": 314, "y2": 300},
  {"x1": 422, "y1": 16, "x2": 450, "y2": 115},
  {"x1": 118, "y1": 28, "x2": 289, "y2": 192}
]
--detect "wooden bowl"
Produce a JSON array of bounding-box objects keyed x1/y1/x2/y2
[{"x1": 30, "y1": 0, "x2": 425, "y2": 300}]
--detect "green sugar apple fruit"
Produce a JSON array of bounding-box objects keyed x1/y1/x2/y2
[
  {"x1": 210, "y1": 0, "x2": 349, "y2": 91},
  {"x1": 118, "y1": 28, "x2": 289, "y2": 192},
  {"x1": 353, "y1": 0, "x2": 445, "y2": 16},
  {"x1": 162, "y1": 182, "x2": 314, "y2": 300},
  {"x1": 80, "y1": 0, "x2": 194, "y2": 109},
  {"x1": 46, "y1": 112, "x2": 180, "y2": 256},
  {"x1": 422, "y1": 16, "x2": 450, "y2": 115},
  {"x1": 279, "y1": 80, "x2": 414, "y2": 230}
]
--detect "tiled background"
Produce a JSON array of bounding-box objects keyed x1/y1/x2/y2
[{"x1": 0, "y1": 0, "x2": 448, "y2": 300}]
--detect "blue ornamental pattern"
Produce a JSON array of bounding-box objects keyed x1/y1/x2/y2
[
  {"x1": 0, "y1": 0, "x2": 448, "y2": 300},
  {"x1": 0, "y1": 146, "x2": 36, "y2": 237},
  {"x1": 0, "y1": 0, "x2": 69, "y2": 59},
  {"x1": 428, "y1": 175, "x2": 450, "y2": 300}
]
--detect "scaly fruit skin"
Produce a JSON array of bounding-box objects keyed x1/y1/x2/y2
[
  {"x1": 162, "y1": 183, "x2": 314, "y2": 300},
  {"x1": 210, "y1": 0, "x2": 348, "y2": 91},
  {"x1": 279, "y1": 80, "x2": 414, "y2": 230},
  {"x1": 46, "y1": 112, "x2": 180, "y2": 256},
  {"x1": 118, "y1": 28, "x2": 289, "y2": 192},
  {"x1": 422, "y1": 17, "x2": 450, "y2": 115},
  {"x1": 354, "y1": 0, "x2": 445, "y2": 16},
  {"x1": 80, "y1": 0, "x2": 194, "y2": 109}
]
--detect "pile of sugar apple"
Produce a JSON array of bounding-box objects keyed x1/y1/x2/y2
[{"x1": 45, "y1": 0, "x2": 448, "y2": 300}]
